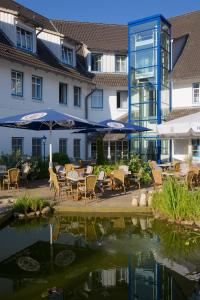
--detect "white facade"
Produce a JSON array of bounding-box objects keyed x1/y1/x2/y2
[{"x1": 0, "y1": 7, "x2": 128, "y2": 160}]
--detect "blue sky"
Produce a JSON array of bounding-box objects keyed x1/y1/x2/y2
[{"x1": 17, "y1": 0, "x2": 200, "y2": 24}]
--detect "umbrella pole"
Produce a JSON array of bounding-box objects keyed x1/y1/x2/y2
[
  {"x1": 107, "y1": 132, "x2": 111, "y2": 160},
  {"x1": 49, "y1": 123, "x2": 53, "y2": 168}
]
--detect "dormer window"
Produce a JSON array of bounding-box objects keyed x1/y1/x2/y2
[
  {"x1": 91, "y1": 53, "x2": 102, "y2": 72},
  {"x1": 115, "y1": 55, "x2": 127, "y2": 73},
  {"x1": 16, "y1": 26, "x2": 33, "y2": 52},
  {"x1": 62, "y1": 46, "x2": 73, "y2": 66}
]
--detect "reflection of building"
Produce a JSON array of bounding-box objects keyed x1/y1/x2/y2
[{"x1": 128, "y1": 15, "x2": 171, "y2": 162}]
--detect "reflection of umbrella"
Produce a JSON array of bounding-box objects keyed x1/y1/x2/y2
[
  {"x1": 75, "y1": 119, "x2": 150, "y2": 159},
  {"x1": 0, "y1": 109, "x2": 105, "y2": 166}
]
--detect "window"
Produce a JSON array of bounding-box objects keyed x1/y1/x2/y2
[
  {"x1": 59, "y1": 83, "x2": 68, "y2": 105},
  {"x1": 12, "y1": 137, "x2": 23, "y2": 155},
  {"x1": 59, "y1": 138, "x2": 67, "y2": 154},
  {"x1": 16, "y1": 26, "x2": 33, "y2": 51},
  {"x1": 11, "y1": 70, "x2": 23, "y2": 96},
  {"x1": 115, "y1": 55, "x2": 127, "y2": 73},
  {"x1": 74, "y1": 139, "x2": 80, "y2": 159},
  {"x1": 32, "y1": 76, "x2": 42, "y2": 100},
  {"x1": 62, "y1": 46, "x2": 73, "y2": 65},
  {"x1": 193, "y1": 83, "x2": 200, "y2": 103},
  {"x1": 91, "y1": 53, "x2": 102, "y2": 72},
  {"x1": 74, "y1": 86, "x2": 81, "y2": 107},
  {"x1": 32, "y1": 138, "x2": 42, "y2": 157},
  {"x1": 91, "y1": 89, "x2": 103, "y2": 109},
  {"x1": 117, "y1": 91, "x2": 128, "y2": 109}
]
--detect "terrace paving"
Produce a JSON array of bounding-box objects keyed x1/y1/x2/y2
[{"x1": 0, "y1": 179, "x2": 153, "y2": 214}]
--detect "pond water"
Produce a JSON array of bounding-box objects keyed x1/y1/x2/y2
[{"x1": 1, "y1": 214, "x2": 200, "y2": 300}]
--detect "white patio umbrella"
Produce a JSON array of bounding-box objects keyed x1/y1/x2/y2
[{"x1": 157, "y1": 111, "x2": 200, "y2": 138}]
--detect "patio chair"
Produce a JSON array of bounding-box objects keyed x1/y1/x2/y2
[
  {"x1": 51, "y1": 171, "x2": 72, "y2": 202},
  {"x1": 3, "y1": 168, "x2": 20, "y2": 190},
  {"x1": 152, "y1": 169, "x2": 162, "y2": 190},
  {"x1": 55, "y1": 165, "x2": 65, "y2": 181},
  {"x1": 186, "y1": 170, "x2": 198, "y2": 190},
  {"x1": 20, "y1": 162, "x2": 31, "y2": 185},
  {"x1": 118, "y1": 165, "x2": 129, "y2": 174},
  {"x1": 64, "y1": 164, "x2": 74, "y2": 175},
  {"x1": 174, "y1": 162, "x2": 180, "y2": 172},
  {"x1": 96, "y1": 170, "x2": 105, "y2": 193},
  {"x1": 112, "y1": 170, "x2": 126, "y2": 194},
  {"x1": 85, "y1": 165, "x2": 93, "y2": 175},
  {"x1": 77, "y1": 175, "x2": 97, "y2": 205},
  {"x1": 149, "y1": 160, "x2": 158, "y2": 170}
]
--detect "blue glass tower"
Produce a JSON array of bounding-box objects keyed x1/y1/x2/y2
[{"x1": 128, "y1": 15, "x2": 171, "y2": 162}]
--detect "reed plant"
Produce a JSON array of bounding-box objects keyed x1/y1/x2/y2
[
  {"x1": 14, "y1": 194, "x2": 49, "y2": 214},
  {"x1": 152, "y1": 177, "x2": 200, "y2": 221}
]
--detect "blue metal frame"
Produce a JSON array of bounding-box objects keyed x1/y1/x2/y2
[{"x1": 128, "y1": 14, "x2": 171, "y2": 162}]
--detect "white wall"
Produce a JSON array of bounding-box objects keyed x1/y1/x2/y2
[
  {"x1": 172, "y1": 78, "x2": 200, "y2": 109},
  {"x1": 87, "y1": 87, "x2": 128, "y2": 122},
  {"x1": 0, "y1": 58, "x2": 90, "y2": 159}
]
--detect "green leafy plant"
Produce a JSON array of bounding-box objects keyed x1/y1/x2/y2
[
  {"x1": 96, "y1": 137, "x2": 105, "y2": 165},
  {"x1": 14, "y1": 195, "x2": 50, "y2": 214},
  {"x1": 52, "y1": 152, "x2": 70, "y2": 165},
  {"x1": 152, "y1": 177, "x2": 200, "y2": 221}
]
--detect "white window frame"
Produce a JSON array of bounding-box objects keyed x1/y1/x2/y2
[
  {"x1": 11, "y1": 70, "x2": 23, "y2": 97},
  {"x1": 32, "y1": 75, "x2": 42, "y2": 100},
  {"x1": 59, "y1": 138, "x2": 68, "y2": 154},
  {"x1": 74, "y1": 86, "x2": 81, "y2": 107},
  {"x1": 61, "y1": 46, "x2": 73, "y2": 66},
  {"x1": 32, "y1": 138, "x2": 42, "y2": 158},
  {"x1": 16, "y1": 26, "x2": 33, "y2": 52},
  {"x1": 116, "y1": 91, "x2": 128, "y2": 109},
  {"x1": 91, "y1": 53, "x2": 103, "y2": 72},
  {"x1": 91, "y1": 89, "x2": 103, "y2": 109},
  {"x1": 12, "y1": 137, "x2": 24, "y2": 155},
  {"x1": 193, "y1": 83, "x2": 200, "y2": 104},
  {"x1": 115, "y1": 55, "x2": 127, "y2": 73},
  {"x1": 59, "y1": 82, "x2": 68, "y2": 105},
  {"x1": 74, "y1": 139, "x2": 81, "y2": 159}
]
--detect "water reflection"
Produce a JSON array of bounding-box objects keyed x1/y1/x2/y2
[{"x1": 0, "y1": 215, "x2": 200, "y2": 299}]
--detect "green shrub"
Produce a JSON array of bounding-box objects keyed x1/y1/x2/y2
[
  {"x1": 14, "y1": 195, "x2": 49, "y2": 214},
  {"x1": 152, "y1": 177, "x2": 200, "y2": 221},
  {"x1": 96, "y1": 137, "x2": 105, "y2": 165},
  {"x1": 52, "y1": 152, "x2": 70, "y2": 165},
  {"x1": 128, "y1": 155, "x2": 152, "y2": 186}
]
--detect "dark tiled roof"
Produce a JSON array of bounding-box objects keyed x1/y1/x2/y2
[
  {"x1": 0, "y1": 0, "x2": 57, "y2": 32},
  {"x1": 52, "y1": 20, "x2": 128, "y2": 53},
  {"x1": 93, "y1": 73, "x2": 127, "y2": 87},
  {"x1": 166, "y1": 107, "x2": 200, "y2": 121},
  {"x1": 169, "y1": 11, "x2": 200, "y2": 80},
  {"x1": 0, "y1": 30, "x2": 93, "y2": 83}
]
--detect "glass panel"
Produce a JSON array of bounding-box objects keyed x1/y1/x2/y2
[
  {"x1": 131, "y1": 85, "x2": 157, "y2": 104},
  {"x1": 131, "y1": 48, "x2": 157, "y2": 69},
  {"x1": 131, "y1": 101, "x2": 156, "y2": 120},
  {"x1": 131, "y1": 29, "x2": 157, "y2": 51},
  {"x1": 161, "y1": 49, "x2": 170, "y2": 70},
  {"x1": 131, "y1": 67, "x2": 157, "y2": 85},
  {"x1": 161, "y1": 139, "x2": 169, "y2": 155},
  {"x1": 129, "y1": 21, "x2": 158, "y2": 35},
  {"x1": 161, "y1": 86, "x2": 170, "y2": 104},
  {"x1": 192, "y1": 139, "x2": 200, "y2": 158},
  {"x1": 161, "y1": 30, "x2": 170, "y2": 52},
  {"x1": 161, "y1": 102, "x2": 170, "y2": 119},
  {"x1": 161, "y1": 67, "x2": 170, "y2": 87}
]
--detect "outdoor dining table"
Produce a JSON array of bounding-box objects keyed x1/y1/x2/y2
[
  {"x1": 158, "y1": 163, "x2": 172, "y2": 171},
  {"x1": 66, "y1": 175, "x2": 86, "y2": 201}
]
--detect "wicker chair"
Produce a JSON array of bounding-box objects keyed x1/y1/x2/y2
[
  {"x1": 149, "y1": 160, "x2": 158, "y2": 170},
  {"x1": 186, "y1": 170, "x2": 198, "y2": 190},
  {"x1": 3, "y1": 168, "x2": 20, "y2": 190},
  {"x1": 51, "y1": 171, "x2": 72, "y2": 201},
  {"x1": 152, "y1": 169, "x2": 163, "y2": 190},
  {"x1": 174, "y1": 162, "x2": 181, "y2": 172},
  {"x1": 85, "y1": 165, "x2": 93, "y2": 175},
  {"x1": 64, "y1": 164, "x2": 74, "y2": 175},
  {"x1": 77, "y1": 175, "x2": 97, "y2": 205},
  {"x1": 112, "y1": 170, "x2": 126, "y2": 194},
  {"x1": 118, "y1": 165, "x2": 129, "y2": 174}
]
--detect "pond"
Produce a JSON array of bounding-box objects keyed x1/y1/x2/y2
[{"x1": 0, "y1": 214, "x2": 200, "y2": 300}]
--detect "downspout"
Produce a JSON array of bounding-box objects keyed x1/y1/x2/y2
[{"x1": 84, "y1": 88, "x2": 97, "y2": 160}]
